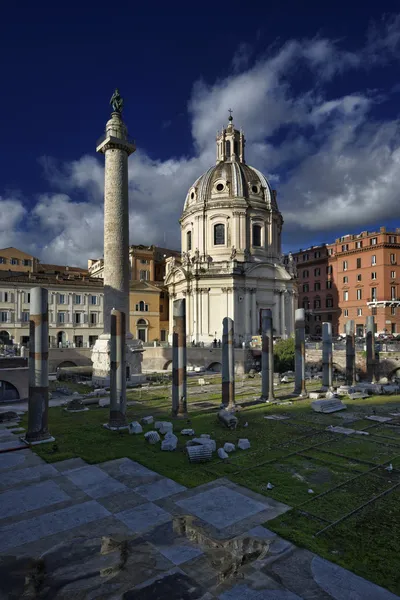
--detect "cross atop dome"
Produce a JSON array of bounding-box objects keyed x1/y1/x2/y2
[{"x1": 228, "y1": 108, "x2": 233, "y2": 122}]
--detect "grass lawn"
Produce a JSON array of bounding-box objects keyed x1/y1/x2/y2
[{"x1": 24, "y1": 386, "x2": 400, "y2": 595}]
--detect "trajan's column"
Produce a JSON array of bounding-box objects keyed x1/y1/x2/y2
[{"x1": 91, "y1": 89, "x2": 143, "y2": 386}]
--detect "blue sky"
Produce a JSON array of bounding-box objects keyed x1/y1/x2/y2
[{"x1": 1, "y1": 4, "x2": 400, "y2": 266}]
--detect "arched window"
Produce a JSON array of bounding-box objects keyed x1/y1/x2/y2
[
  {"x1": 135, "y1": 301, "x2": 149, "y2": 312},
  {"x1": 187, "y1": 230, "x2": 192, "y2": 251},
  {"x1": 253, "y1": 224, "x2": 262, "y2": 247},
  {"x1": 314, "y1": 296, "x2": 321, "y2": 309},
  {"x1": 225, "y1": 140, "x2": 231, "y2": 157},
  {"x1": 302, "y1": 297, "x2": 310, "y2": 310},
  {"x1": 137, "y1": 319, "x2": 148, "y2": 343},
  {"x1": 214, "y1": 223, "x2": 225, "y2": 246}
]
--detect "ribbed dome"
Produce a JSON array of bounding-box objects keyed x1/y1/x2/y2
[{"x1": 184, "y1": 160, "x2": 277, "y2": 212}]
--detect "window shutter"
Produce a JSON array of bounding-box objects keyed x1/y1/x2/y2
[
  {"x1": 65, "y1": 312, "x2": 69, "y2": 323},
  {"x1": 8, "y1": 311, "x2": 13, "y2": 323},
  {"x1": 56, "y1": 293, "x2": 60, "y2": 304},
  {"x1": 10, "y1": 293, "x2": 15, "y2": 303},
  {"x1": 83, "y1": 295, "x2": 86, "y2": 305},
  {"x1": 0, "y1": 291, "x2": 3, "y2": 302},
  {"x1": 49, "y1": 294, "x2": 53, "y2": 305},
  {"x1": 84, "y1": 313, "x2": 88, "y2": 323}
]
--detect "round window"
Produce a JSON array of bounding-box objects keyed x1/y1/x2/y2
[
  {"x1": 190, "y1": 192, "x2": 194, "y2": 199},
  {"x1": 252, "y1": 185, "x2": 258, "y2": 194},
  {"x1": 216, "y1": 183, "x2": 224, "y2": 192}
]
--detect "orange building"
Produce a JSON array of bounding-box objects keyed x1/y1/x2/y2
[
  {"x1": 330, "y1": 227, "x2": 400, "y2": 336},
  {"x1": 287, "y1": 227, "x2": 400, "y2": 337}
]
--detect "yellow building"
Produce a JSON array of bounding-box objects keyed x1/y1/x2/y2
[
  {"x1": 129, "y1": 281, "x2": 169, "y2": 343},
  {"x1": 89, "y1": 244, "x2": 179, "y2": 344}
]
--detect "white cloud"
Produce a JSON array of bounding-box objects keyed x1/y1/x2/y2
[{"x1": 2, "y1": 15, "x2": 400, "y2": 266}]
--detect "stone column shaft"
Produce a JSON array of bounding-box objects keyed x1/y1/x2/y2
[
  {"x1": 260, "y1": 310, "x2": 275, "y2": 401},
  {"x1": 345, "y1": 319, "x2": 356, "y2": 386},
  {"x1": 251, "y1": 291, "x2": 257, "y2": 334},
  {"x1": 366, "y1": 315, "x2": 376, "y2": 383},
  {"x1": 25, "y1": 287, "x2": 52, "y2": 443},
  {"x1": 103, "y1": 148, "x2": 130, "y2": 335},
  {"x1": 222, "y1": 317, "x2": 235, "y2": 409},
  {"x1": 172, "y1": 299, "x2": 187, "y2": 416},
  {"x1": 294, "y1": 308, "x2": 307, "y2": 396},
  {"x1": 322, "y1": 322, "x2": 333, "y2": 389},
  {"x1": 281, "y1": 291, "x2": 286, "y2": 338},
  {"x1": 108, "y1": 309, "x2": 127, "y2": 427},
  {"x1": 244, "y1": 290, "x2": 251, "y2": 338}
]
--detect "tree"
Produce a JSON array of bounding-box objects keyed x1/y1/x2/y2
[{"x1": 274, "y1": 337, "x2": 295, "y2": 373}]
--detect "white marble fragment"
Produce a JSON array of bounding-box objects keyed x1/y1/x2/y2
[
  {"x1": 217, "y1": 448, "x2": 229, "y2": 459},
  {"x1": 238, "y1": 439, "x2": 251, "y2": 450},
  {"x1": 128, "y1": 421, "x2": 142, "y2": 435},
  {"x1": 223, "y1": 442, "x2": 236, "y2": 453},
  {"x1": 161, "y1": 433, "x2": 178, "y2": 451},
  {"x1": 181, "y1": 428, "x2": 195, "y2": 436},
  {"x1": 141, "y1": 416, "x2": 154, "y2": 425},
  {"x1": 159, "y1": 422, "x2": 173, "y2": 435},
  {"x1": 144, "y1": 430, "x2": 160, "y2": 444}
]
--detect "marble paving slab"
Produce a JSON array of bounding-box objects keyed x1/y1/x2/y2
[
  {"x1": 0, "y1": 440, "x2": 27, "y2": 451},
  {"x1": 176, "y1": 485, "x2": 267, "y2": 529},
  {"x1": 134, "y1": 477, "x2": 187, "y2": 501},
  {"x1": 0, "y1": 500, "x2": 111, "y2": 554},
  {"x1": 219, "y1": 584, "x2": 303, "y2": 599},
  {"x1": 311, "y1": 555, "x2": 400, "y2": 600},
  {"x1": 0, "y1": 464, "x2": 59, "y2": 489},
  {"x1": 115, "y1": 502, "x2": 172, "y2": 534},
  {"x1": 65, "y1": 465, "x2": 128, "y2": 499},
  {"x1": 0, "y1": 479, "x2": 70, "y2": 520}
]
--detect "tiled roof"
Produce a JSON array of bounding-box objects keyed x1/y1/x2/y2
[{"x1": 0, "y1": 271, "x2": 103, "y2": 287}]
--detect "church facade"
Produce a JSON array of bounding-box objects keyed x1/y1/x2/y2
[{"x1": 164, "y1": 115, "x2": 297, "y2": 344}]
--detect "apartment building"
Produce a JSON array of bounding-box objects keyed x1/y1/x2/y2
[
  {"x1": 286, "y1": 227, "x2": 400, "y2": 337},
  {"x1": 0, "y1": 270, "x2": 104, "y2": 348},
  {"x1": 285, "y1": 245, "x2": 336, "y2": 336},
  {"x1": 331, "y1": 227, "x2": 400, "y2": 336}
]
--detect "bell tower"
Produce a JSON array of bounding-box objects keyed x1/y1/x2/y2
[{"x1": 216, "y1": 110, "x2": 245, "y2": 164}]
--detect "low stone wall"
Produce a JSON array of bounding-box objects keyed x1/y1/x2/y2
[
  {"x1": 142, "y1": 346, "x2": 251, "y2": 375},
  {"x1": 0, "y1": 367, "x2": 29, "y2": 401},
  {"x1": 305, "y1": 349, "x2": 400, "y2": 379},
  {"x1": 48, "y1": 348, "x2": 93, "y2": 372}
]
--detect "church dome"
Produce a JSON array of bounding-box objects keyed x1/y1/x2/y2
[
  {"x1": 183, "y1": 115, "x2": 279, "y2": 215},
  {"x1": 184, "y1": 161, "x2": 278, "y2": 212},
  {"x1": 180, "y1": 114, "x2": 283, "y2": 264}
]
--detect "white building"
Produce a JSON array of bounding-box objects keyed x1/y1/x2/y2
[
  {"x1": 0, "y1": 271, "x2": 104, "y2": 348},
  {"x1": 165, "y1": 115, "x2": 297, "y2": 344}
]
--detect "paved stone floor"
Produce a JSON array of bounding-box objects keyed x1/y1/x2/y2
[{"x1": 0, "y1": 425, "x2": 399, "y2": 599}]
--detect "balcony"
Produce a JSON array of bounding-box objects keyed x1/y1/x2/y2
[{"x1": 367, "y1": 297, "x2": 400, "y2": 305}]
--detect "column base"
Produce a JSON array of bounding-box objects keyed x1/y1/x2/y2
[
  {"x1": 103, "y1": 424, "x2": 129, "y2": 432},
  {"x1": 259, "y1": 396, "x2": 275, "y2": 403},
  {"x1": 21, "y1": 435, "x2": 55, "y2": 446}
]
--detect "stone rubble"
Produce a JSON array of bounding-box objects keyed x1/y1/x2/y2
[
  {"x1": 217, "y1": 448, "x2": 229, "y2": 459},
  {"x1": 161, "y1": 433, "x2": 178, "y2": 451},
  {"x1": 238, "y1": 438, "x2": 251, "y2": 450},
  {"x1": 128, "y1": 421, "x2": 142, "y2": 435},
  {"x1": 144, "y1": 431, "x2": 160, "y2": 444},
  {"x1": 159, "y1": 422, "x2": 173, "y2": 435},
  {"x1": 181, "y1": 428, "x2": 195, "y2": 436},
  {"x1": 141, "y1": 416, "x2": 154, "y2": 425},
  {"x1": 223, "y1": 442, "x2": 236, "y2": 453}
]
